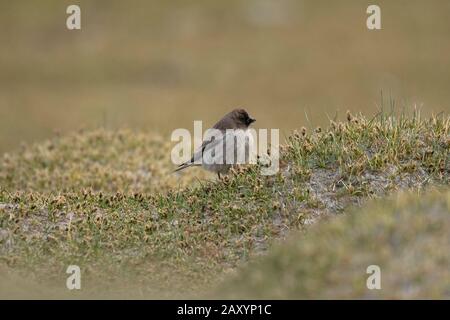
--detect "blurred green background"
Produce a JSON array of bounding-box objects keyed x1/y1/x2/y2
[{"x1": 1, "y1": 0, "x2": 449, "y2": 153}]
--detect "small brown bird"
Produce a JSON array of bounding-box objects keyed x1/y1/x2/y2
[{"x1": 174, "y1": 108, "x2": 256, "y2": 178}]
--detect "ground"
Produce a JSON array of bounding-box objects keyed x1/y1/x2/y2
[{"x1": 0, "y1": 112, "x2": 448, "y2": 298}]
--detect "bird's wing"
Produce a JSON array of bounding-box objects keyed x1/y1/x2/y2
[
  {"x1": 202, "y1": 130, "x2": 255, "y2": 166},
  {"x1": 190, "y1": 131, "x2": 224, "y2": 165}
]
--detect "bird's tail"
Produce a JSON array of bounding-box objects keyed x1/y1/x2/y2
[{"x1": 173, "y1": 161, "x2": 200, "y2": 173}]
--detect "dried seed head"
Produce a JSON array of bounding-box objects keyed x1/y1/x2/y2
[
  {"x1": 301, "y1": 127, "x2": 307, "y2": 136},
  {"x1": 346, "y1": 110, "x2": 353, "y2": 122}
]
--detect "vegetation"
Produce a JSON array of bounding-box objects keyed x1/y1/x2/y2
[
  {"x1": 217, "y1": 190, "x2": 450, "y2": 299},
  {"x1": 0, "y1": 113, "x2": 448, "y2": 298}
]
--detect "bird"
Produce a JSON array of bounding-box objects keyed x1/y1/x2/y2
[{"x1": 174, "y1": 108, "x2": 256, "y2": 178}]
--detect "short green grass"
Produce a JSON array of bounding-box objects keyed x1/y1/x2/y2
[{"x1": 0, "y1": 112, "x2": 448, "y2": 298}]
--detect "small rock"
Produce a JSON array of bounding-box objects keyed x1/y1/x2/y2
[
  {"x1": 0, "y1": 203, "x2": 18, "y2": 210},
  {"x1": 0, "y1": 229, "x2": 9, "y2": 241}
]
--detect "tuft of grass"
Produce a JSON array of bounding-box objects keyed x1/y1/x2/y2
[
  {"x1": 0, "y1": 113, "x2": 448, "y2": 297},
  {"x1": 216, "y1": 189, "x2": 450, "y2": 299}
]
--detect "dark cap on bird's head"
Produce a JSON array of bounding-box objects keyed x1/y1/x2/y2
[
  {"x1": 212, "y1": 108, "x2": 256, "y2": 130},
  {"x1": 233, "y1": 108, "x2": 256, "y2": 125}
]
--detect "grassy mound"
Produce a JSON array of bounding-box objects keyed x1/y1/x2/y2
[
  {"x1": 216, "y1": 190, "x2": 450, "y2": 299},
  {"x1": 0, "y1": 113, "x2": 448, "y2": 297}
]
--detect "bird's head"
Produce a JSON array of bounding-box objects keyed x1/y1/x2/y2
[{"x1": 232, "y1": 108, "x2": 256, "y2": 128}]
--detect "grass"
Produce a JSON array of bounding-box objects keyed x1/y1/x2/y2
[
  {"x1": 0, "y1": 112, "x2": 448, "y2": 298},
  {"x1": 216, "y1": 189, "x2": 450, "y2": 299},
  {"x1": 0, "y1": 129, "x2": 211, "y2": 194}
]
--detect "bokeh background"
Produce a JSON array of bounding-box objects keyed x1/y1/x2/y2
[{"x1": 1, "y1": 0, "x2": 449, "y2": 153}]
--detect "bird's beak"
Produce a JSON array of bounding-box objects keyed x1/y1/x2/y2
[{"x1": 248, "y1": 117, "x2": 256, "y2": 124}]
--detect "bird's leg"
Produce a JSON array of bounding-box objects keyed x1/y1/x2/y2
[{"x1": 217, "y1": 172, "x2": 221, "y2": 180}]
